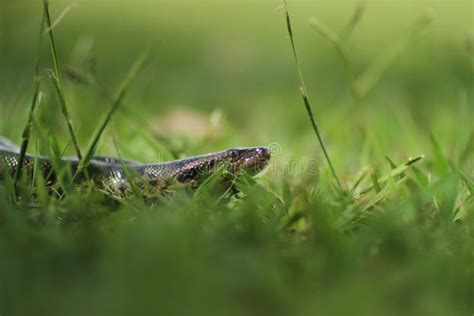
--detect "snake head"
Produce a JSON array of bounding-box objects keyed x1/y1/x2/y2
[
  {"x1": 226, "y1": 147, "x2": 271, "y2": 175},
  {"x1": 172, "y1": 146, "x2": 271, "y2": 184}
]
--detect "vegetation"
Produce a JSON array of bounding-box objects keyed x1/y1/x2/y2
[{"x1": 0, "y1": 0, "x2": 472, "y2": 315}]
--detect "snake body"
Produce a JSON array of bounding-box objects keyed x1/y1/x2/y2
[{"x1": 0, "y1": 137, "x2": 271, "y2": 195}]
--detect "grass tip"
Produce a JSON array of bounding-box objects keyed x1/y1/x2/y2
[{"x1": 406, "y1": 155, "x2": 425, "y2": 166}]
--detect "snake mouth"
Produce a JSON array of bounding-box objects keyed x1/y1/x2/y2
[{"x1": 228, "y1": 147, "x2": 271, "y2": 175}]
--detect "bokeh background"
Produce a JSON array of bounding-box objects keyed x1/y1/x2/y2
[
  {"x1": 0, "y1": 0, "x2": 472, "y2": 315},
  {"x1": 1, "y1": 0, "x2": 472, "y2": 172}
]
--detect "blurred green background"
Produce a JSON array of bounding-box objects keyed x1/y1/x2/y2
[
  {"x1": 1, "y1": 0, "x2": 472, "y2": 167},
  {"x1": 0, "y1": 0, "x2": 473, "y2": 315}
]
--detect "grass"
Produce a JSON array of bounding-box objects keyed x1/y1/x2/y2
[
  {"x1": 0, "y1": 1, "x2": 473, "y2": 315},
  {"x1": 75, "y1": 50, "x2": 149, "y2": 178},
  {"x1": 14, "y1": 11, "x2": 45, "y2": 188},
  {"x1": 283, "y1": 0, "x2": 343, "y2": 191},
  {"x1": 43, "y1": 0, "x2": 82, "y2": 160}
]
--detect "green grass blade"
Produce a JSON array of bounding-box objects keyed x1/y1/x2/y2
[
  {"x1": 299, "y1": 88, "x2": 343, "y2": 191},
  {"x1": 193, "y1": 165, "x2": 229, "y2": 202},
  {"x1": 460, "y1": 171, "x2": 473, "y2": 195},
  {"x1": 119, "y1": 103, "x2": 181, "y2": 159},
  {"x1": 455, "y1": 91, "x2": 472, "y2": 166},
  {"x1": 42, "y1": 0, "x2": 82, "y2": 160},
  {"x1": 309, "y1": 17, "x2": 358, "y2": 101},
  {"x1": 411, "y1": 165, "x2": 429, "y2": 188},
  {"x1": 76, "y1": 50, "x2": 149, "y2": 175},
  {"x1": 283, "y1": 1, "x2": 343, "y2": 192},
  {"x1": 111, "y1": 139, "x2": 145, "y2": 201},
  {"x1": 14, "y1": 11, "x2": 46, "y2": 190},
  {"x1": 14, "y1": 90, "x2": 42, "y2": 184},
  {"x1": 355, "y1": 10, "x2": 434, "y2": 97},
  {"x1": 360, "y1": 155, "x2": 424, "y2": 195},
  {"x1": 308, "y1": 17, "x2": 339, "y2": 44},
  {"x1": 360, "y1": 177, "x2": 407, "y2": 213},
  {"x1": 370, "y1": 169, "x2": 382, "y2": 193},
  {"x1": 341, "y1": 1, "x2": 366, "y2": 41},
  {"x1": 348, "y1": 167, "x2": 369, "y2": 196},
  {"x1": 385, "y1": 156, "x2": 398, "y2": 170},
  {"x1": 42, "y1": 3, "x2": 77, "y2": 35},
  {"x1": 430, "y1": 133, "x2": 451, "y2": 176}
]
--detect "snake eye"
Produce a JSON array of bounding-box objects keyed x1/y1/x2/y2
[{"x1": 228, "y1": 149, "x2": 239, "y2": 159}]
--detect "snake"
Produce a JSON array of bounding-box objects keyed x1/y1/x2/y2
[{"x1": 0, "y1": 136, "x2": 271, "y2": 196}]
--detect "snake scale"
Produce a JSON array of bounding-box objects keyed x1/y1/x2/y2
[{"x1": 0, "y1": 137, "x2": 271, "y2": 196}]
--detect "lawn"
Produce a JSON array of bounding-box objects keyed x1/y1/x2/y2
[{"x1": 0, "y1": 0, "x2": 473, "y2": 315}]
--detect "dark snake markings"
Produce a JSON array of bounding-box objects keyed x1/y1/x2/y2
[{"x1": 0, "y1": 137, "x2": 271, "y2": 195}]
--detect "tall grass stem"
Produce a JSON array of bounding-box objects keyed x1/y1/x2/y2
[
  {"x1": 14, "y1": 12, "x2": 46, "y2": 190},
  {"x1": 43, "y1": 0, "x2": 82, "y2": 160},
  {"x1": 76, "y1": 50, "x2": 150, "y2": 176},
  {"x1": 283, "y1": 0, "x2": 343, "y2": 191}
]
